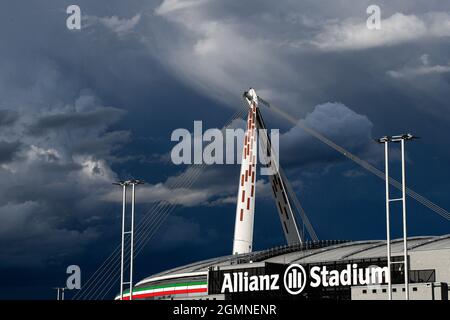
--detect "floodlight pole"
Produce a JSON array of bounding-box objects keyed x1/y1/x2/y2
[
  {"x1": 54, "y1": 287, "x2": 65, "y2": 300},
  {"x1": 383, "y1": 140, "x2": 392, "y2": 300},
  {"x1": 401, "y1": 139, "x2": 409, "y2": 300},
  {"x1": 127, "y1": 179, "x2": 144, "y2": 300},
  {"x1": 130, "y1": 182, "x2": 135, "y2": 301},
  {"x1": 114, "y1": 179, "x2": 144, "y2": 301},
  {"x1": 115, "y1": 180, "x2": 131, "y2": 301},
  {"x1": 378, "y1": 133, "x2": 417, "y2": 301},
  {"x1": 120, "y1": 183, "x2": 127, "y2": 300}
]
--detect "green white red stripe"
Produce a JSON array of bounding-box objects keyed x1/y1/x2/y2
[{"x1": 115, "y1": 281, "x2": 208, "y2": 300}]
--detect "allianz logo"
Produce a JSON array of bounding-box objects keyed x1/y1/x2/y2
[{"x1": 221, "y1": 263, "x2": 388, "y2": 295}]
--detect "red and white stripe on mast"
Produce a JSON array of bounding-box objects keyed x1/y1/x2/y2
[{"x1": 232, "y1": 88, "x2": 258, "y2": 255}]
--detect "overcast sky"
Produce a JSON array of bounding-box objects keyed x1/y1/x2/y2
[{"x1": 0, "y1": 0, "x2": 450, "y2": 299}]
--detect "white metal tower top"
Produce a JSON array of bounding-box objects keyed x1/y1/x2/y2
[{"x1": 244, "y1": 88, "x2": 258, "y2": 105}]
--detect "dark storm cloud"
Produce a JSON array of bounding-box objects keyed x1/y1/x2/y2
[
  {"x1": 0, "y1": 110, "x2": 19, "y2": 127},
  {"x1": 72, "y1": 130, "x2": 130, "y2": 157},
  {"x1": 0, "y1": 0, "x2": 449, "y2": 299},
  {"x1": 0, "y1": 1, "x2": 151, "y2": 268},
  {"x1": 119, "y1": 101, "x2": 380, "y2": 209},
  {"x1": 280, "y1": 102, "x2": 380, "y2": 170},
  {"x1": 140, "y1": 0, "x2": 450, "y2": 245},
  {"x1": 0, "y1": 140, "x2": 22, "y2": 164},
  {"x1": 148, "y1": 0, "x2": 450, "y2": 129},
  {"x1": 28, "y1": 107, "x2": 125, "y2": 135}
]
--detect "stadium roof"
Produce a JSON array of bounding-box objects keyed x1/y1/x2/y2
[{"x1": 138, "y1": 234, "x2": 450, "y2": 285}]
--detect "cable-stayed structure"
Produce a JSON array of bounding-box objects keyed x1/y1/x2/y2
[
  {"x1": 75, "y1": 88, "x2": 449, "y2": 301},
  {"x1": 109, "y1": 89, "x2": 450, "y2": 301},
  {"x1": 263, "y1": 101, "x2": 450, "y2": 221},
  {"x1": 73, "y1": 106, "x2": 248, "y2": 300}
]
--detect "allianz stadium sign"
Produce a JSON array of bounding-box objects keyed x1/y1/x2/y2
[{"x1": 220, "y1": 263, "x2": 388, "y2": 295}]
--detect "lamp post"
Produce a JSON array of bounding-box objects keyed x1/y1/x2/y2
[
  {"x1": 127, "y1": 179, "x2": 144, "y2": 300},
  {"x1": 54, "y1": 287, "x2": 66, "y2": 300},
  {"x1": 113, "y1": 179, "x2": 145, "y2": 300},
  {"x1": 377, "y1": 133, "x2": 418, "y2": 300}
]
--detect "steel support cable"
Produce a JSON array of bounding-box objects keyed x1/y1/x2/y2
[
  {"x1": 75, "y1": 192, "x2": 196, "y2": 299},
  {"x1": 256, "y1": 115, "x2": 319, "y2": 242},
  {"x1": 266, "y1": 102, "x2": 450, "y2": 221},
  {"x1": 90, "y1": 155, "x2": 228, "y2": 298},
  {"x1": 77, "y1": 108, "x2": 246, "y2": 300},
  {"x1": 279, "y1": 167, "x2": 319, "y2": 241},
  {"x1": 256, "y1": 122, "x2": 302, "y2": 241},
  {"x1": 72, "y1": 242, "x2": 120, "y2": 299},
  {"x1": 94, "y1": 164, "x2": 207, "y2": 300},
  {"x1": 79, "y1": 166, "x2": 204, "y2": 300},
  {"x1": 82, "y1": 108, "x2": 247, "y2": 300},
  {"x1": 95, "y1": 106, "x2": 249, "y2": 299},
  {"x1": 74, "y1": 194, "x2": 189, "y2": 299},
  {"x1": 76, "y1": 166, "x2": 203, "y2": 300},
  {"x1": 98, "y1": 177, "x2": 203, "y2": 300},
  {"x1": 86, "y1": 151, "x2": 223, "y2": 298},
  {"x1": 95, "y1": 107, "x2": 249, "y2": 300},
  {"x1": 78, "y1": 106, "x2": 248, "y2": 300}
]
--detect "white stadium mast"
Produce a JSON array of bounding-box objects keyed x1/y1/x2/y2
[
  {"x1": 232, "y1": 89, "x2": 258, "y2": 254},
  {"x1": 232, "y1": 88, "x2": 317, "y2": 255}
]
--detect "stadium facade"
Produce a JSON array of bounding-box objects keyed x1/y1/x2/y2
[{"x1": 117, "y1": 235, "x2": 450, "y2": 300}]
